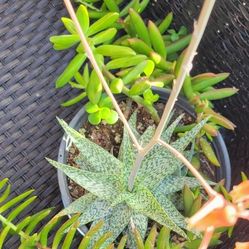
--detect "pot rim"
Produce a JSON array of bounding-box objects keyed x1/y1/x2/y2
[{"x1": 57, "y1": 88, "x2": 232, "y2": 235}]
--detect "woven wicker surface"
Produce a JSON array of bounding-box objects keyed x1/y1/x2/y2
[{"x1": 0, "y1": 0, "x2": 248, "y2": 248}]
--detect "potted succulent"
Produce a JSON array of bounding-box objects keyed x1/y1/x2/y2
[
  {"x1": 47, "y1": 0, "x2": 244, "y2": 248},
  {"x1": 0, "y1": 1, "x2": 248, "y2": 249},
  {"x1": 48, "y1": 0, "x2": 238, "y2": 200}
]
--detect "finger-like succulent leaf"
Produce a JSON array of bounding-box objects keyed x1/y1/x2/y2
[{"x1": 171, "y1": 117, "x2": 209, "y2": 152}]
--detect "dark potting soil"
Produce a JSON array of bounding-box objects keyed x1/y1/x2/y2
[{"x1": 67, "y1": 100, "x2": 215, "y2": 201}]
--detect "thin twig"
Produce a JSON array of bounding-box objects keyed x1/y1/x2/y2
[
  {"x1": 63, "y1": 0, "x2": 142, "y2": 151},
  {"x1": 158, "y1": 139, "x2": 217, "y2": 197},
  {"x1": 153, "y1": 0, "x2": 216, "y2": 141}
]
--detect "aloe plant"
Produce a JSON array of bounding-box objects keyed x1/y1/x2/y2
[{"x1": 47, "y1": 112, "x2": 213, "y2": 248}]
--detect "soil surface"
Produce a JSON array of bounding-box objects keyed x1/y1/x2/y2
[{"x1": 67, "y1": 100, "x2": 215, "y2": 201}]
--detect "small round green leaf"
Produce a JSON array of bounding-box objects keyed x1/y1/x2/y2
[
  {"x1": 85, "y1": 102, "x2": 99, "y2": 113},
  {"x1": 99, "y1": 96, "x2": 113, "y2": 108},
  {"x1": 88, "y1": 111, "x2": 101, "y2": 125},
  {"x1": 104, "y1": 110, "x2": 119, "y2": 124},
  {"x1": 100, "y1": 107, "x2": 111, "y2": 120}
]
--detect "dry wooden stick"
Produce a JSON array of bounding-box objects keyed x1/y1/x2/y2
[{"x1": 158, "y1": 139, "x2": 217, "y2": 197}]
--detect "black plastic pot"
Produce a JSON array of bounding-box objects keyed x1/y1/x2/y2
[{"x1": 57, "y1": 88, "x2": 232, "y2": 234}]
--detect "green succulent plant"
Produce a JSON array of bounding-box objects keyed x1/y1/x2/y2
[
  {"x1": 47, "y1": 111, "x2": 212, "y2": 248},
  {"x1": 50, "y1": 3, "x2": 237, "y2": 143}
]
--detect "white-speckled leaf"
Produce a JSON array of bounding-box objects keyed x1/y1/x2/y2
[
  {"x1": 155, "y1": 176, "x2": 204, "y2": 196},
  {"x1": 90, "y1": 203, "x2": 132, "y2": 248},
  {"x1": 119, "y1": 112, "x2": 140, "y2": 177},
  {"x1": 169, "y1": 192, "x2": 184, "y2": 211},
  {"x1": 47, "y1": 159, "x2": 124, "y2": 201},
  {"x1": 74, "y1": 153, "x2": 91, "y2": 170},
  {"x1": 59, "y1": 193, "x2": 112, "y2": 225},
  {"x1": 136, "y1": 119, "x2": 206, "y2": 190},
  {"x1": 139, "y1": 125, "x2": 156, "y2": 146},
  {"x1": 172, "y1": 117, "x2": 209, "y2": 151},
  {"x1": 136, "y1": 144, "x2": 179, "y2": 190},
  {"x1": 58, "y1": 118, "x2": 123, "y2": 173},
  {"x1": 154, "y1": 191, "x2": 187, "y2": 229},
  {"x1": 126, "y1": 186, "x2": 187, "y2": 238},
  {"x1": 180, "y1": 149, "x2": 194, "y2": 176},
  {"x1": 161, "y1": 114, "x2": 184, "y2": 143}
]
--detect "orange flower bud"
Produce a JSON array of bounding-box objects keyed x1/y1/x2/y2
[
  {"x1": 234, "y1": 242, "x2": 249, "y2": 249},
  {"x1": 189, "y1": 203, "x2": 238, "y2": 231},
  {"x1": 230, "y1": 181, "x2": 249, "y2": 204}
]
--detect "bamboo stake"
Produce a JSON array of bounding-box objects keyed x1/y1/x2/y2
[{"x1": 63, "y1": 0, "x2": 142, "y2": 151}]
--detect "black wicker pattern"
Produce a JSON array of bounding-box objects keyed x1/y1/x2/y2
[
  {"x1": 0, "y1": 0, "x2": 82, "y2": 247},
  {"x1": 0, "y1": 0, "x2": 248, "y2": 248}
]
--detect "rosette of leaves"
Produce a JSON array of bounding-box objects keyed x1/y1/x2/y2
[{"x1": 47, "y1": 112, "x2": 213, "y2": 248}]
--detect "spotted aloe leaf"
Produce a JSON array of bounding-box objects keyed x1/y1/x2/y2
[
  {"x1": 171, "y1": 117, "x2": 210, "y2": 152},
  {"x1": 47, "y1": 113, "x2": 214, "y2": 246},
  {"x1": 154, "y1": 191, "x2": 186, "y2": 229},
  {"x1": 161, "y1": 114, "x2": 184, "y2": 143},
  {"x1": 155, "y1": 176, "x2": 206, "y2": 197},
  {"x1": 139, "y1": 125, "x2": 156, "y2": 146},
  {"x1": 58, "y1": 118, "x2": 123, "y2": 174},
  {"x1": 136, "y1": 117, "x2": 208, "y2": 190},
  {"x1": 90, "y1": 203, "x2": 132, "y2": 247},
  {"x1": 58, "y1": 193, "x2": 112, "y2": 226},
  {"x1": 118, "y1": 112, "x2": 140, "y2": 177},
  {"x1": 125, "y1": 186, "x2": 187, "y2": 239},
  {"x1": 47, "y1": 159, "x2": 124, "y2": 201}
]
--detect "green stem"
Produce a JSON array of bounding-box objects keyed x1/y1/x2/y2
[{"x1": 0, "y1": 214, "x2": 28, "y2": 240}]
